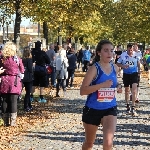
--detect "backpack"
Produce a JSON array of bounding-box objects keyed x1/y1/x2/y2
[{"x1": 146, "y1": 55, "x2": 150, "y2": 64}]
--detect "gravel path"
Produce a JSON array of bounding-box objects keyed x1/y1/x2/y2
[{"x1": 9, "y1": 77, "x2": 150, "y2": 150}]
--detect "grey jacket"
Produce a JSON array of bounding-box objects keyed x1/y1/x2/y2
[{"x1": 55, "y1": 54, "x2": 68, "y2": 79}]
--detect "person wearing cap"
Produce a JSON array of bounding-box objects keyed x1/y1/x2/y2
[{"x1": 30, "y1": 41, "x2": 50, "y2": 103}]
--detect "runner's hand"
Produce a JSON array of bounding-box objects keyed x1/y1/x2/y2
[
  {"x1": 101, "y1": 80, "x2": 113, "y2": 88},
  {"x1": 0, "y1": 67, "x2": 5, "y2": 74},
  {"x1": 123, "y1": 65, "x2": 129, "y2": 69},
  {"x1": 138, "y1": 71, "x2": 141, "y2": 76}
]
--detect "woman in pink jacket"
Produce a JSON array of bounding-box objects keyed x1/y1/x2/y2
[{"x1": 0, "y1": 42, "x2": 24, "y2": 126}]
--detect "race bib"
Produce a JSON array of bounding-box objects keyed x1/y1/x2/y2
[
  {"x1": 125, "y1": 61, "x2": 134, "y2": 67},
  {"x1": 97, "y1": 88, "x2": 115, "y2": 102}
]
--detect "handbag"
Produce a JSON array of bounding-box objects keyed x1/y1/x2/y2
[{"x1": 46, "y1": 65, "x2": 53, "y2": 74}]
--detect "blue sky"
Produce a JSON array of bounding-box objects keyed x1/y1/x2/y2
[
  {"x1": 9, "y1": 15, "x2": 32, "y2": 27},
  {"x1": 21, "y1": 17, "x2": 31, "y2": 26}
]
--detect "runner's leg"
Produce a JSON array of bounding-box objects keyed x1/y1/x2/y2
[
  {"x1": 82, "y1": 122, "x2": 98, "y2": 150},
  {"x1": 101, "y1": 115, "x2": 117, "y2": 150}
]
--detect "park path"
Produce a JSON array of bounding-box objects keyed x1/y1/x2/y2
[{"x1": 8, "y1": 76, "x2": 150, "y2": 150}]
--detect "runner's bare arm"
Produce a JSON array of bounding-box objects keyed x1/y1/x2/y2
[
  {"x1": 113, "y1": 64, "x2": 121, "y2": 86},
  {"x1": 113, "y1": 64, "x2": 119, "y2": 75},
  {"x1": 137, "y1": 60, "x2": 140, "y2": 73},
  {"x1": 80, "y1": 65, "x2": 112, "y2": 95}
]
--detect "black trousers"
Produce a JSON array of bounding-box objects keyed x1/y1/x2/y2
[
  {"x1": 23, "y1": 82, "x2": 32, "y2": 109},
  {"x1": 83, "y1": 60, "x2": 89, "y2": 72},
  {"x1": 56, "y1": 79, "x2": 66, "y2": 94},
  {"x1": 66, "y1": 69, "x2": 75, "y2": 87},
  {"x1": 0, "y1": 95, "x2": 2, "y2": 114},
  {"x1": 2, "y1": 94, "x2": 18, "y2": 113},
  {"x1": 77, "y1": 58, "x2": 82, "y2": 69}
]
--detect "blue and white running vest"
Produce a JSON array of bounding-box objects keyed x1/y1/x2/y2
[
  {"x1": 85, "y1": 62, "x2": 117, "y2": 110},
  {"x1": 117, "y1": 52, "x2": 139, "y2": 74}
]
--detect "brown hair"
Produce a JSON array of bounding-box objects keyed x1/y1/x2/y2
[
  {"x1": 22, "y1": 47, "x2": 32, "y2": 59},
  {"x1": 95, "y1": 39, "x2": 113, "y2": 62}
]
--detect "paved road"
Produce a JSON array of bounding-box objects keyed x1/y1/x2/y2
[{"x1": 9, "y1": 77, "x2": 150, "y2": 150}]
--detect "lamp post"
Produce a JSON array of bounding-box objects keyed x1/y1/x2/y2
[
  {"x1": 6, "y1": 22, "x2": 9, "y2": 39},
  {"x1": 58, "y1": 26, "x2": 62, "y2": 46},
  {"x1": 2, "y1": 0, "x2": 9, "y2": 44},
  {"x1": 2, "y1": 15, "x2": 5, "y2": 44},
  {"x1": 38, "y1": 22, "x2": 40, "y2": 38}
]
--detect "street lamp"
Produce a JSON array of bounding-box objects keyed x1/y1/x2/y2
[
  {"x1": 2, "y1": 0, "x2": 9, "y2": 44},
  {"x1": 38, "y1": 22, "x2": 40, "y2": 38},
  {"x1": 58, "y1": 26, "x2": 62, "y2": 46}
]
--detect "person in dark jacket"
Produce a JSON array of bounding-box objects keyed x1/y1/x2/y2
[
  {"x1": 22, "y1": 47, "x2": 33, "y2": 112},
  {"x1": 77, "y1": 48, "x2": 83, "y2": 69},
  {"x1": 66, "y1": 47, "x2": 77, "y2": 88},
  {"x1": 31, "y1": 41, "x2": 50, "y2": 103}
]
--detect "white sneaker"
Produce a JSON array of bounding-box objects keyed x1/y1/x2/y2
[{"x1": 63, "y1": 91, "x2": 66, "y2": 97}]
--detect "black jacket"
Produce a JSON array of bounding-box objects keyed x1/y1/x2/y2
[
  {"x1": 32, "y1": 48, "x2": 50, "y2": 66},
  {"x1": 22, "y1": 58, "x2": 33, "y2": 82}
]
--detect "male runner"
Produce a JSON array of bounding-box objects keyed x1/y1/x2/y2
[{"x1": 117, "y1": 44, "x2": 140, "y2": 116}]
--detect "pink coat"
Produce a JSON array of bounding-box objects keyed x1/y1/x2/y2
[{"x1": 0, "y1": 57, "x2": 24, "y2": 94}]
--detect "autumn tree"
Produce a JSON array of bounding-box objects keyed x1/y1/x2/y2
[{"x1": 100, "y1": 0, "x2": 150, "y2": 44}]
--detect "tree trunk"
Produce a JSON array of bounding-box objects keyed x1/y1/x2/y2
[
  {"x1": 14, "y1": 0, "x2": 21, "y2": 44},
  {"x1": 79, "y1": 36, "x2": 83, "y2": 45},
  {"x1": 43, "y1": 21, "x2": 48, "y2": 45}
]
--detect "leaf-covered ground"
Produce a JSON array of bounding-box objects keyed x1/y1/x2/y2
[{"x1": 0, "y1": 71, "x2": 85, "y2": 150}]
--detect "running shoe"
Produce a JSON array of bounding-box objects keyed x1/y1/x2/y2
[
  {"x1": 131, "y1": 107, "x2": 138, "y2": 116},
  {"x1": 55, "y1": 94, "x2": 60, "y2": 98},
  {"x1": 126, "y1": 105, "x2": 131, "y2": 114},
  {"x1": 63, "y1": 91, "x2": 66, "y2": 97},
  {"x1": 30, "y1": 97, "x2": 34, "y2": 102},
  {"x1": 135, "y1": 98, "x2": 139, "y2": 103},
  {"x1": 38, "y1": 98, "x2": 47, "y2": 103},
  {"x1": 24, "y1": 107, "x2": 31, "y2": 112}
]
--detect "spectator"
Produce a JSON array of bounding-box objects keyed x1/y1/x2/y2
[
  {"x1": 77, "y1": 48, "x2": 83, "y2": 69},
  {"x1": 0, "y1": 42, "x2": 24, "y2": 126},
  {"x1": 55, "y1": 46, "x2": 68, "y2": 97},
  {"x1": 66, "y1": 46, "x2": 77, "y2": 88},
  {"x1": 31, "y1": 41, "x2": 50, "y2": 103},
  {"x1": 22, "y1": 47, "x2": 33, "y2": 112},
  {"x1": 46, "y1": 44, "x2": 56, "y2": 87}
]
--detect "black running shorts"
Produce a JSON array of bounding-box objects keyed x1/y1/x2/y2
[
  {"x1": 123, "y1": 72, "x2": 139, "y2": 87},
  {"x1": 82, "y1": 106, "x2": 117, "y2": 126},
  {"x1": 33, "y1": 73, "x2": 48, "y2": 87}
]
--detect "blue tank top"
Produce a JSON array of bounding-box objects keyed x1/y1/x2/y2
[{"x1": 85, "y1": 62, "x2": 117, "y2": 110}]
